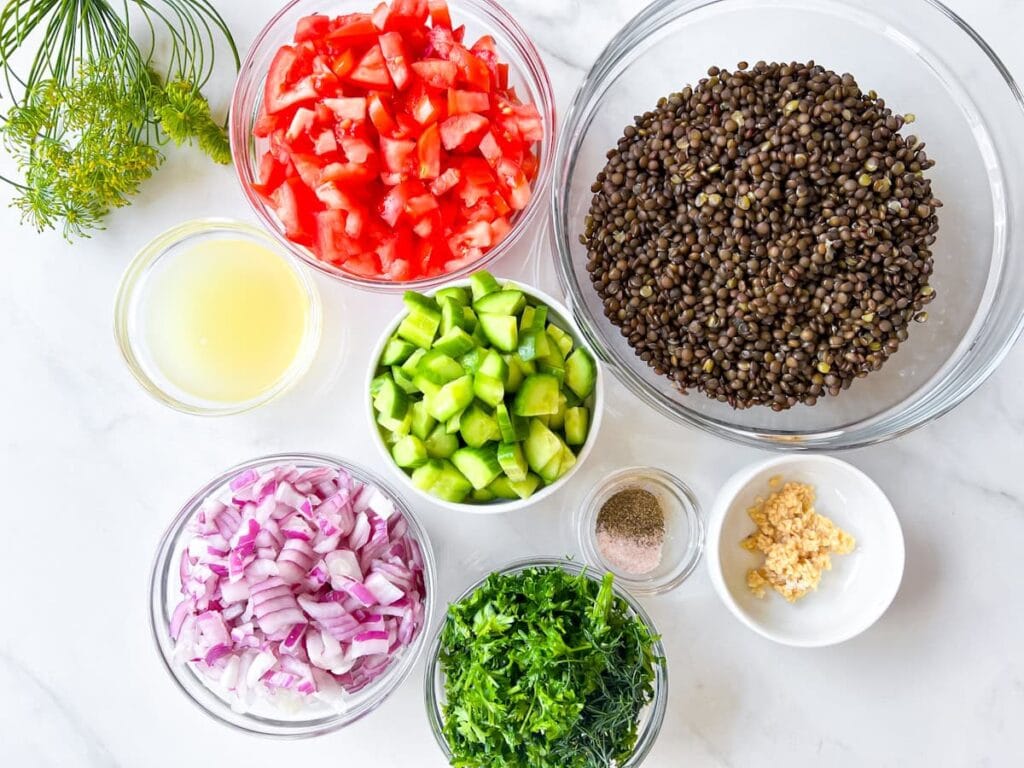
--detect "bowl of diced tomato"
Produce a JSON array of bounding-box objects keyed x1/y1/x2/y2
[{"x1": 230, "y1": 0, "x2": 554, "y2": 290}]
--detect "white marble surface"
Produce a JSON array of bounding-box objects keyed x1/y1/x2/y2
[{"x1": 2, "y1": 0, "x2": 1023, "y2": 765}]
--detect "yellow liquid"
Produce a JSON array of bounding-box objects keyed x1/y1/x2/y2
[{"x1": 144, "y1": 239, "x2": 310, "y2": 404}]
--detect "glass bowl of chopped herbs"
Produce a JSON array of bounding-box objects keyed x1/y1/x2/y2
[{"x1": 423, "y1": 558, "x2": 668, "y2": 768}]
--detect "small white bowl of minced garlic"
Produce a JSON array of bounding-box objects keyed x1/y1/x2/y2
[{"x1": 706, "y1": 455, "x2": 904, "y2": 647}]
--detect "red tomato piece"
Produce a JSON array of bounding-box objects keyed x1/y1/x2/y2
[
  {"x1": 495, "y1": 62, "x2": 509, "y2": 91},
  {"x1": 410, "y1": 59, "x2": 457, "y2": 89},
  {"x1": 314, "y1": 130, "x2": 338, "y2": 155},
  {"x1": 416, "y1": 123, "x2": 441, "y2": 179},
  {"x1": 371, "y1": 2, "x2": 390, "y2": 30},
  {"x1": 447, "y1": 89, "x2": 489, "y2": 115},
  {"x1": 496, "y1": 158, "x2": 531, "y2": 210},
  {"x1": 264, "y1": 46, "x2": 318, "y2": 114},
  {"x1": 407, "y1": 193, "x2": 439, "y2": 219},
  {"x1": 252, "y1": 153, "x2": 289, "y2": 198},
  {"x1": 380, "y1": 136, "x2": 417, "y2": 175},
  {"x1": 386, "y1": 0, "x2": 428, "y2": 30},
  {"x1": 348, "y1": 44, "x2": 393, "y2": 89},
  {"x1": 272, "y1": 178, "x2": 318, "y2": 244},
  {"x1": 427, "y1": 0, "x2": 451, "y2": 28},
  {"x1": 477, "y1": 130, "x2": 502, "y2": 167},
  {"x1": 409, "y1": 86, "x2": 444, "y2": 125},
  {"x1": 449, "y1": 46, "x2": 490, "y2": 91},
  {"x1": 425, "y1": 25, "x2": 456, "y2": 58},
  {"x1": 430, "y1": 167, "x2": 460, "y2": 196},
  {"x1": 367, "y1": 92, "x2": 398, "y2": 136},
  {"x1": 378, "y1": 32, "x2": 412, "y2": 90},
  {"x1": 295, "y1": 14, "x2": 332, "y2": 43},
  {"x1": 323, "y1": 96, "x2": 367, "y2": 122},
  {"x1": 285, "y1": 107, "x2": 317, "y2": 143},
  {"x1": 340, "y1": 135, "x2": 376, "y2": 164},
  {"x1": 326, "y1": 14, "x2": 378, "y2": 42},
  {"x1": 331, "y1": 49, "x2": 357, "y2": 78},
  {"x1": 439, "y1": 113, "x2": 489, "y2": 151},
  {"x1": 253, "y1": 111, "x2": 280, "y2": 138},
  {"x1": 321, "y1": 161, "x2": 375, "y2": 184}
]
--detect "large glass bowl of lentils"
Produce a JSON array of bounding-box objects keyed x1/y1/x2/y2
[{"x1": 552, "y1": 0, "x2": 1024, "y2": 450}]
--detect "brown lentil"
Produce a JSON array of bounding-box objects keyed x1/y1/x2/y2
[{"x1": 581, "y1": 61, "x2": 941, "y2": 410}]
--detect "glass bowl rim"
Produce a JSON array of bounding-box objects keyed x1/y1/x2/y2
[
  {"x1": 113, "y1": 217, "x2": 323, "y2": 416},
  {"x1": 229, "y1": 0, "x2": 557, "y2": 293},
  {"x1": 422, "y1": 556, "x2": 669, "y2": 765},
  {"x1": 576, "y1": 466, "x2": 706, "y2": 595},
  {"x1": 148, "y1": 451, "x2": 437, "y2": 738},
  {"x1": 549, "y1": 0, "x2": 1024, "y2": 451},
  {"x1": 364, "y1": 276, "x2": 607, "y2": 514}
]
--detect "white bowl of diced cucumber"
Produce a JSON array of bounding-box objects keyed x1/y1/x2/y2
[{"x1": 367, "y1": 272, "x2": 604, "y2": 513}]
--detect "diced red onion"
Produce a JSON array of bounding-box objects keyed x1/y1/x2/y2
[{"x1": 170, "y1": 462, "x2": 426, "y2": 711}]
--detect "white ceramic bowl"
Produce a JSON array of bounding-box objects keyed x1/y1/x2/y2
[
  {"x1": 707, "y1": 455, "x2": 904, "y2": 647},
  {"x1": 366, "y1": 279, "x2": 605, "y2": 514}
]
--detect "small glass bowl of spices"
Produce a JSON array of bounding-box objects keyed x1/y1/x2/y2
[{"x1": 577, "y1": 467, "x2": 705, "y2": 595}]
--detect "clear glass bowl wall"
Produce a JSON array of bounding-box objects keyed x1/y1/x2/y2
[
  {"x1": 149, "y1": 453, "x2": 437, "y2": 738},
  {"x1": 553, "y1": 0, "x2": 1024, "y2": 449},
  {"x1": 423, "y1": 557, "x2": 668, "y2": 766},
  {"x1": 230, "y1": 0, "x2": 556, "y2": 292}
]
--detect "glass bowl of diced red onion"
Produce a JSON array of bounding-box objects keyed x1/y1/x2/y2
[
  {"x1": 230, "y1": 0, "x2": 555, "y2": 291},
  {"x1": 148, "y1": 453, "x2": 435, "y2": 737}
]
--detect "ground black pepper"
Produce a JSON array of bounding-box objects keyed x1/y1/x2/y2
[
  {"x1": 581, "y1": 60, "x2": 941, "y2": 411},
  {"x1": 596, "y1": 488, "x2": 665, "y2": 575}
]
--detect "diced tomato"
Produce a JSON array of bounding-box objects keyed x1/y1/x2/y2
[
  {"x1": 430, "y1": 167, "x2": 460, "y2": 196},
  {"x1": 265, "y1": 46, "x2": 318, "y2": 114},
  {"x1": 251, "y1": 0, "x2": 544, "y2": 281},
  {"x1": 367, "y1": 92, "x2": 398, "y2": 135},
  {"x1": 410, "y1": 59, "x2": 457, "y2": 89},
  {"x1": 439, "y1": 113, "x2": 489, "y2": 151},
  {"x1": 323, "y1": 96, "x2": 367, "y2": 121},
  {"x1": 409, "y1": 86, "x2": 444, "y2": 125},
  {"x1": 447, "y1": 89, "x2": 488, "y2": 115},
  {"x1": 326, "y1": 14, "x2": 378, "y2": 42},
  {"x1": 380, "y1": 136, "x2": 417, "y2": 175},
  {"x1": 427, "y1": 0, "x2": 451, "y2": 28},
  {"x1": 331, "y1": 49, "x2": 357, "y2": 78},
  {"x1": 416, "y1": 123, "x2": 441, "y2": 179},
  {"x1": 348, "y1": 44, "x2": 393, "y2": 89},
  {"x1": 295, "y1": 15, "x2": 332, "y2": 42},
  {"x1": 378, "y1": 32, "x2": 412, "y2": 90}
]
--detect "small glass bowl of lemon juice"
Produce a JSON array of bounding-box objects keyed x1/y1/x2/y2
[{"x1": 116, "y1": 219, "x2": 322, "y2": 415}]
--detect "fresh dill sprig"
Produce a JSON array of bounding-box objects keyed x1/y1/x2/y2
[{"x1": 0, "y1": 0, "x2": 240, "y2": 239}]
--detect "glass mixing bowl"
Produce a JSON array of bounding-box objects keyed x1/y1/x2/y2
[
  {"x1": 231, "y1": 0, "x2": 555, "y2": 292},
  {"x1": 552, "y1": 0, "x2": 1024, "y2": 450},
  {"x1": 423, "y1": 557, "x2": 668, "y2": 766},
  {"x1": 149, "y1": 453, "x2": 436, "y2": 737}
]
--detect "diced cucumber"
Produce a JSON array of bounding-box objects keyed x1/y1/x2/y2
[
  {"x1": 391, "y1": 365, "x2": 419, "y2": 394},
  {"x1": 440, "y1": 297, "x2": 469, "y2": 335},
  {"x1": 547, "y1": 323, "x2": 574, "y2": 357},
  {"x1": 502, "y1": 354, "x2": 524, "y2": 393},
  {"x1": 433, "y1": 327, "x2": 475, "y2": 357},
  {"x1": 496, "y1": 442, "x2": 528, "y2": 482},
  {"x1": 516, "y1": 329, "x2": 549, "y2": 362},
  {"x1": 488, "y1": 476, "x2": 519, "y2": 500},
  {"x1": 524, "y1": 418, "x2": 562, "y2": 474},
  {"x1": 377, "y1": 409, "x2": 412, "y2": 439},
  {"x1": 412, "y1": 374, "x2": 442, "y2": 399},
  {"x1": 427, "y1": 375, "x2": 474, "y2": 421},
  {"x1": 473, "y1": 373, "x2": 504, "y2": 407},
  {"x1": 425, "y1": 424, "x2": 459, "y2": 458},
  {"x1": 370, "y1": 373, "x2": 390, "y2": 397},
  {"x1": 392, "y1": 435, "x2": 428, "y2": 468},
  {"x1": 477, "y1": 349, "x2": 508, "y2": 381},
  {"x1": 412, "y1": 459, "x2": 444, "y2": 491},
  {"x1": 462, "y1": 306, "x2": 478, "y2": 331},
  {"x1": 547, "y1": 393, "x2": 568, "y2": 430},
  {"x1": 416, "y1": 350, "x2": 464, "y2": 385},
  {"x1": 562, "y1": 387, "x2": 583, "y2": 408},
  {"x1": 410, "y1": 400, "x2": 437, "y2": 440},
  {"x1": 519, "y1": 305, "x2": 536, "y2": 332},
  {"x1": 469, "y1": 271, "x2": 501, "y2": 301},
  {"x1": 472, "y1": 487, "x2": 495, "y2": 503},
  {"x1": 435, "y1": 286, "x2": 471, "y2": 306},
  {"x1": 446, "y1": 408, "x2": 465, "y2": 434},
  {"x1": 538, "y1": 359, "x2": 565, "y2": 385},
  {"x1": 512, "y1": 374, "x2": 561, "y2": 417},
  {"x1": 557, "y1": 446, "x2": 577, "y2": 478},
  {"x1": 514, "y1": 355, "x2": 537, "y2": 375},
  {"x1": 459, "y1": 402, "x2": 500, "y2": 448},
  {"x1": 507, "y1": 473, "x2": 541, "y2": 499},
  {"x1": 381, "y1": 337, "x2": 416, "y2": 366},
  {"x1": 373, "y1": 376, "x2": 409, "y2": 419},
  {"x1": 474, "y1": 289, "x2": 525, "y2": 316},
  {"x1": 397, "y1": 309, "x2": 440, "y2": 349},
  {"x1": 400, "y1": 347, "x2": 427, "y2": 375},
  {"x1": 478, "y1": 313, "x2": 518, "y2": 352},
  {"x1": 564, "y1": 406, "x2": 589, "y2": 445},
  {"x1": 460, "y1": 347, "x2": 486, "y2": 373},
  {"x1": 495, "y1": 403, "x2": 528, "y2": 443},
  {"x1": 538, "y1": 451, "x2": 562, "y2": 484},
  {"x1": 403, "y1": 291, "x2": 442, "y2": 320},
  {"x1": 452, "y1": 446, "x2": 502, "y2": 490},
  {"x1": 565, "y1": 348, "x2": 597, "y2": 399},
  {"x1": 429, "y1": 460, "x2": 472, "y2": 502}
]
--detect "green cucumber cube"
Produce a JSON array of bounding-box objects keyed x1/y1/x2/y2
[
  {"x1": 496, "y1": 442, "x2": 528, "y2": 482},
  {"x1": 478, "y1": 313, "x2": 518, "y2": 352},
  {"x1": 430, "y1": 460, "x2": 473, "y2": 503},
  {"x1": 392, "y1": 435, "x2": 428, "y2": 468},
  {"x1": 495, "y1": 403, "x2": 528, "y2": 443},
  {"x1": 459, "y1": 402, "x2": 500, "y2": 448},
  {"x1": 372, "y1": 376, "x2": 409, "y2": 419},
  {"x1": 412, "y1": 459, "x2": 444, "y2": 491},
  {"x1": 564, "y1": 406, "x2": 589, "y2": 446},
  {"x1": 516, "y1": 329, "x2": 549, "y2": 362},
  {"x1": 381, "y1": 337, "x2": 417, "y2": 366},
  {"x1": 433, "y1": 327, "x2": 475, "y2": 358},
  {"x1": 427, "y1": 375, "x2": 474, "y2": 421},
  {"x1": 400, "y1": 347, "x2": 427, "y2": 375},
  {"x1": 477, "y1": 349, "x2": 508, "y2": 381},
  {"x1": 425, "y1": 423, "x2": 459, "y2": 459},
  {"x1": 474, "y1": 289, "x2": 525, "y2": 316},
  {"x1": 403, "y1": 291, "x2": 441, "y2": 320},
  {"x1": 410, "y1": 400, "x2": 437, "y2": 440},
  {"x1": 391, "y1": 365, "x2": 419, "y2": 394},
  {"x1": 469, "y1": 271, "x2": 501, "y2": 302},
  {"x1": 512, "y1": 373, "x2": 561, "y2": 417},
  {"x1": 488, "y1": 476, "x2": 519, "y2": 500},
  {"x1": 547, "y1": 323, "x2": 574, "y2": 357},
  {"x1": 435, "y1": 286, "x2": 471, "y2": 306},
  {"x1": 452, "y1": 446, "x2": 502, "y2": 490},
  {"x1": 524, "y1": 418, "x2": 562, "y2": 474},
  {"x1": 416, "y1": 350, "x2": 465, "y2": 385},
  {"x1": 547, "y1": 393, "x2": 568, "y2": 430},
  {"x1": 397, "y1": 311, "x2": 439, "y2": 349},
  {"x1": 473, "y1": 374, "x2": 504, "y2": 407},
  {"x1": 565, "y1": 348, "x2": 597, "y2": 399}
]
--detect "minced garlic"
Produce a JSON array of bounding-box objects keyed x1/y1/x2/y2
[{"x1": 741, "y1": 477, "x2": 855, "y2": 602}]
